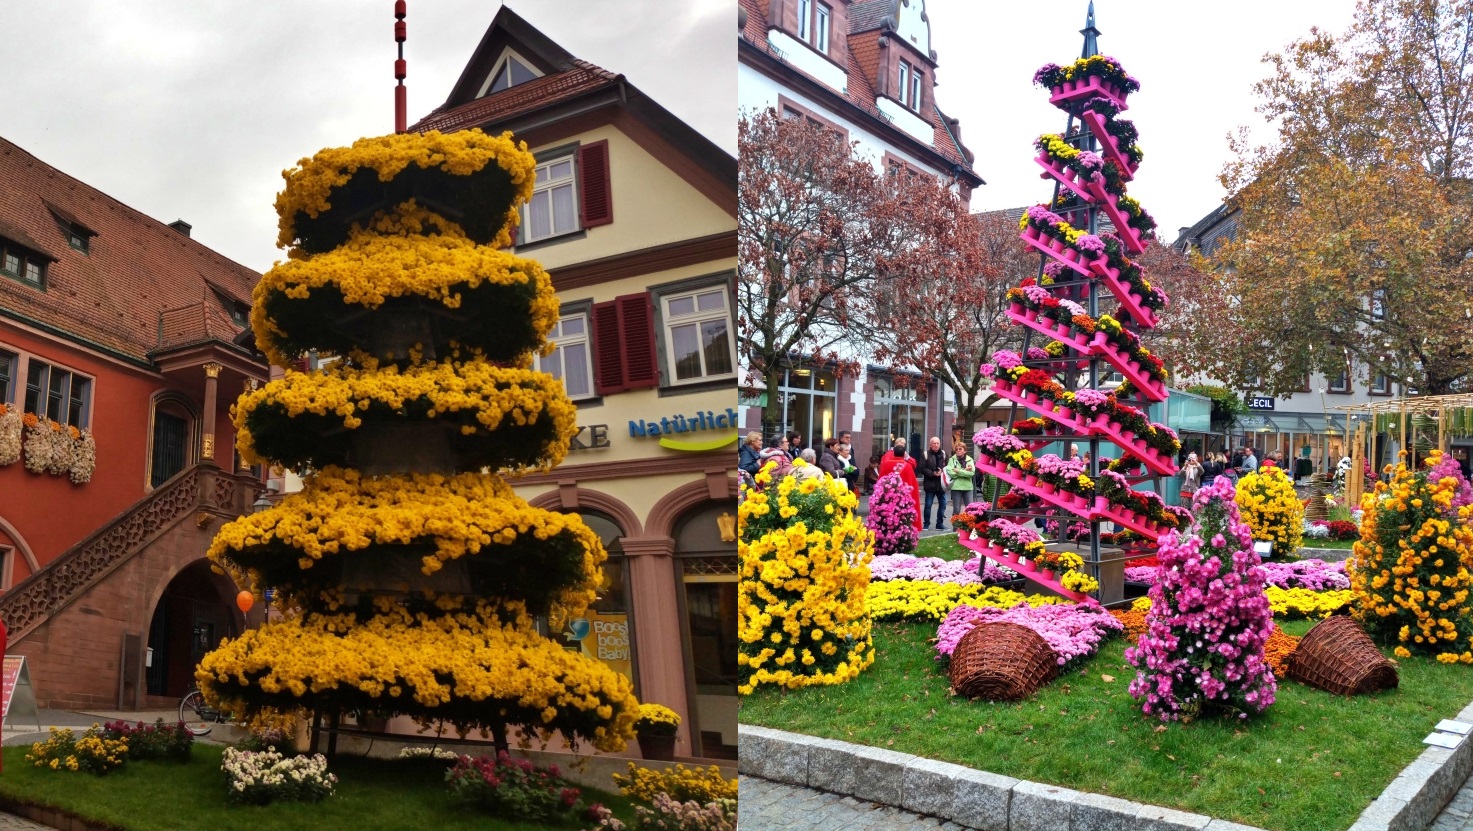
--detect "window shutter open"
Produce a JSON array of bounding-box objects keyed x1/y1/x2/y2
[
  {"x1": 577, "y1": 140, "x2": 613, "y2": 228},
  {"x1": 617, "y1": 293, "x2": 659, "y2": 389},
  {"x1": 591, "y1": 300, "x2": 625, "y2": 395}
]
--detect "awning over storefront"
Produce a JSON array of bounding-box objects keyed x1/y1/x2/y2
[{"x1": 1238, "y1": 413, "x2": 1349, "y2": 434}]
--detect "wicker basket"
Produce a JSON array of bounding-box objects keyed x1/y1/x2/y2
[
  {"x1": 949, "y1": 622, "x2": 1059, "y2": 701},
  {"x1": 1288, "y1": 615, "x2": 1399, "y2": 696}
]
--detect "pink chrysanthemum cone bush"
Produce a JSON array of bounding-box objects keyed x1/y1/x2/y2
[
  {"x1": 1126, "y1": 475, "x2": 1277, "y2": 722},
  {"x1": 866, "y1": 471, "x2": 919, "y2": 556}
]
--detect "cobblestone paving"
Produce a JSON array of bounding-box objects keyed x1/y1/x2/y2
[
  {"x1": 0, "y1": 813, "x2": 50, "y2": 831},
  {"x1": 1431, "y1": 775, "x2": 1473, "y2": 831},
  {"x1": 739, "y1": 777, "x2": 975, "y2": 831}
]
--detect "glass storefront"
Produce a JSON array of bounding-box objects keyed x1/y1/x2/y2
[
  {"x1": 558, "y1": 512, "x2": 637, "y2": 693},
  {"x1": 674, "y1": 504, "x2": 737, "y2": 760},
  {"x1": 777, "y1": 367, "x2": 836, "y2": 448},
  {"x1": 872, "y1": 377, "x2": 927, "y2": 460}
]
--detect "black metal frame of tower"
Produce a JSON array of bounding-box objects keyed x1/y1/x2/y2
[{"x1": 985, "y1": 3, "x2": 1159, "y2": 602}]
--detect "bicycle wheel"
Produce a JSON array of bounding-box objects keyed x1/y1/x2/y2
[{"x1": 178, "y1": 689, "x2": 214, "y2": 736}]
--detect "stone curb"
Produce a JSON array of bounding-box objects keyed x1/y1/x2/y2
[
  {"x1": 738, "y1": 724, "x2": 1266, "y2": 831},
  {"x1": 1346, "y1": 700, "x2": 1473, "y2": 831}
]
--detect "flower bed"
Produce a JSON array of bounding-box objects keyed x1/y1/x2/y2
[
  {"x1": 221, "y1": 746, "x2": 336, "y2": 806},
  {"x1": 936, "y1": 602, "x2": 1123, "y2": 667},
  {"x1": 869, "y1": 554, "x2": 1018, "y2": 586},
  {"x1": 866, "y1": 580, "x2": 1062, "y2": 623},
  {"x1": 1266, "y1": 586, "x2": 1353, "y2": 619}
]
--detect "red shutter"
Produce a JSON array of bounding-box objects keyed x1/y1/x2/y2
[
  {"x1": 293, "y1": 357, "x2": 311, "y2": 373},
  {"x1": 591, "y1": 301, "x2": 625, "y2": 395},
  {"x1": 577, "y1": 140, "x2": 613, "y2": 228},
  {"x1": 617, "y1": 293, "x2": 659, "y2": 389}
]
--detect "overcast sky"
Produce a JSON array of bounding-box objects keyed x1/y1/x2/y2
[
  {"x1": 929, "y1": 0, "x2": 1358, "y2": 238},
  {"x1": 2, "y1": 1, "x2": 733, "y2": 274}
]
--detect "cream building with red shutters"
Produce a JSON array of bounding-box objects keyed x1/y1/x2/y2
[{"x1": 408, "y1": 7, "x2": 738, "y2": 761}]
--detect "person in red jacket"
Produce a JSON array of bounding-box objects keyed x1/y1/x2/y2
[{"x1": 876, "y1": 438, "x2": 922, "y2": 534}]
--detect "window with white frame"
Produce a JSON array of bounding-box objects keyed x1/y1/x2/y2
[
  {"x1": 898, "y1": 60, "x2": 922, "y2": 111},
  {"x1": 1371, "y1": 373, "x2": 1390, "y2": 395},
  {"x1": 1371, "y1": 288, "x2": 1386, "y2": 321},
  {"x1": 537, "y1": 312, "x2": 594, "y2": 400},
  {"x1": 1329, "y1": 362, "x2": 1350, "y2": 393},
  {"x1": 24, "y1": 359, "x2": 91, "y2": 427},
  {"x1": 813, "y1": 2, "x2": 831, "y2": 52},
  {"x1": 662, "y1": 287, "x2": 735, "y2": 383},
  {"x1": 523, "y1": 155, "x2": 579, "y2": 243},
  {"x1": 898, "y1": 61, "x2": 912, "y2": 107},
  {"x1": 484, "y1": 51, "x2": 540, "y2": 95},
  {"x1": 797, "y1": 0, "x2": 812, "y2": 41}
]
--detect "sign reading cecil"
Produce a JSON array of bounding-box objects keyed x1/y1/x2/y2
[
  {"x1": 1246, "y1": 396, "x2": 1276, "y2": 411},
  {"x1": 629, "y1": 408, "x2": 739, "y2": 452}
]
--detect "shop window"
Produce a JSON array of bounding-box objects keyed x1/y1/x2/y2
[
  {"x1": 675, "y1": 503, "x2": 737, "y2": 760},
  {"x1": 559, "y1": 512, "x2": 636, "y2": 693}
]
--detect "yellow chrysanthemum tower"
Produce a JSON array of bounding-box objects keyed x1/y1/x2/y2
[{"x1": 196, "y1": 129, "x2": 639, "y2": 753}]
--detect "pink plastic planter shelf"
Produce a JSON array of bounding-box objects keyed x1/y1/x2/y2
[
  {"x1": 1006, "y1": 303, "x2": 1096, "y2": 351},
  {"x1": 1089, "y1": 496, "x2": 1166, "y2": 541},
  {"x1": 1019, "y1": 225, "x2": 1096, "y2": 278},
  {"x1": 955, "y1": 532, "x2": 1097, "y2": 606},
  {"x1": 1085, "y1": 260, "x2": 1160, "y2": 329},
  {"x1": 1081, "y1": 179, "x2": 1147, "y2": 256},
  {"x1": 1035, "y1": 152, "x2": 1098, "y2": 203},
  {"x1": 989, "y1": 380, "x2": 1180, "y2": 477},
  {"x1": 974, "y1": 452, "x2": 1165, "y2": 543},
  {"x1": 1080, "y1": 109, "x2": 1138, "y2": 183},
  {"x1": 1049, "y1": 75, "x2": 1130, "y2": 113},
  {"x1": 1089, "y1": 332, "x2": 1168, "y2": 402},
  {"x1": 989, "y1": 380, "x2": 1090, "y2": 431}
]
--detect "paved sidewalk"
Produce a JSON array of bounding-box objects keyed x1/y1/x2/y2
[
  {"x1": 0, "y1": 815, "x2": 47, "y2": 831},
  {"x1": 739, "y1": 777, "x2": 972, "y2": 831},
  {"x1": 1431, "y1": 774, "x2": 1473, "y2": 830}
]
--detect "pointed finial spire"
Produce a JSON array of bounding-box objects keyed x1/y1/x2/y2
[
  {"x1": 1080, "y1": 1, "x2": 1101, "y2": 59},
  {"x1": 394, "y1": 0, "x2": 408, "y2": 133}
]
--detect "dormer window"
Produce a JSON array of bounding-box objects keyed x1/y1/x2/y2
[
  {"x1": 0, "y1": 239, "x2": 47, "y2": 289},
  {"x1": 483, "y1": 49, "x2": 541, "y2": 96},
  {"x1": 230, "y1": 302, "x2": 249, "y2": 327},
  {"x1": 898, "y1": 60, "x2": 923, "y2": 112},
  {"x1": 66, "y1": 225, "x2": 91, "y2": 253},
  {"x1": 796, "y1": 0, "x2": 831, "y2": 54}
]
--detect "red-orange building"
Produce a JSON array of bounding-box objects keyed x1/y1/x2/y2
[{"x1": 0, "y1": 137, "x2": 267, "y2": 709}]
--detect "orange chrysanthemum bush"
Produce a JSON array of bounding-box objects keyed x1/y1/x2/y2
[
  {"x1": 198, "y1": 130, "x2": 639, "y2": 752},
  {"x1": 1349, "y1": 450, "x2": 1473, "y2": 664}
]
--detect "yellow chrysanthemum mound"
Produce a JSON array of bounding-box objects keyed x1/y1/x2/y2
[
  {"x1": 274, "y1": 129, "x2": 536, "y2": 254},
  {"x1": 1350, "y1": 450, "x2": 1473, "y2": 662},
  {"x1": 1235, "y1": 465, "x2": 1304, "y2": 556},
  {"x1": 252, "y1": 201, "x2": 558, "y2": 368},
  {"x1": 196, "y1": 603, "x2": 639, "y2": 753},
  {"x1": 234, "y1": 359, "x2": 576, "y2": 473},
  {"x1": 738, "y1": 473, "x2": 876, "y2": 694},
  {"x1": 210, "y1": 466, "x2": 603, "y2": 619}
]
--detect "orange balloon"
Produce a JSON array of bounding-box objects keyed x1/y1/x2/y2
[{"x1": 236, "y1": 590, "x2": 254, "y2": 614}]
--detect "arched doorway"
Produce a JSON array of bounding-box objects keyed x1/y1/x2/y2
[
  {"x1": 147, "y1": 393, "x2": 198, "y2": 488},
  {"x1": 673, "y1": 503, "x2": 737, "y2": 760},
  {"x1": 556, "y1": 511, "x2": 639, "y2": 694},
  {"x1": 145, "y1": 560, "x2": 239, "y2": 698}
]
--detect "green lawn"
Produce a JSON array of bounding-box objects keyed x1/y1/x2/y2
[
  {"x1": 0, "y1": 743, "x2": 635, "y2": 831},
  {"x1": 914, "y1": 534, "x2": 970, "y2": 561},
  {"x1": 1298, "y1": 539, "x2": 1356, "y2": 551},
  {"x1": 740, "y1": 618, "x2": 1473, "y2": 831}
]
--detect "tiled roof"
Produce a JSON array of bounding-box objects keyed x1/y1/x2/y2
[
  {"x1": 1172, "y1": 204, "x2": 1239, "y2": 256},
  {"x1": 740, "y1": 0, "x2": 977, "y2": 176},
  {"x1": 411, "y1": 60, "x2": 621, "y2": 135},
  {"x1": 0, "y1": 137, "x2": 258, "y2": 363},
  {"x1": 848, "y1": 1, "x2": 896, "y2": 33}
]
